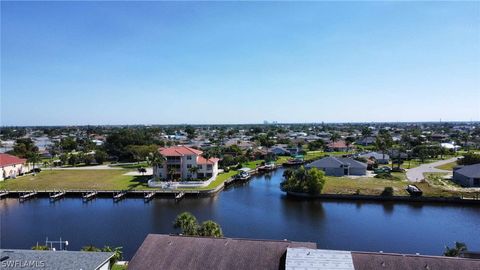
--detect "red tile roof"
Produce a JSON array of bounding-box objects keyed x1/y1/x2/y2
[
  {"x1": 197, "y1": 157, "x2": 220, "y2": 165},
  {"x1": 0, "y1": 153, "x2": 27, "y2": 167},
  {"x1": 327, "y1": 140, "x2": 348, "y2": 148},
  {"x1": 158, "y1": 146, "x2": 203, "y2": 156}
]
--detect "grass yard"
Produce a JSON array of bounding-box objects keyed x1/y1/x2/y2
[
  {"x1": 435, "y1": 161, "x2": 458, "y2": 171},
  {"x1": 179, "y1": 170, "x2": 238, "y2": 191},
  {"x1": 0, "y1": 170, "x2": 152, "y2": 191},
  {"x1": 322, "y1": 173, "x2": 471, "y2": 197},
  {"x1": 242, "y1": 160, "x2": 265, "y2": 169},
  {"x1": 322, "y1": 176, "x2": 409, "y2": 196}
]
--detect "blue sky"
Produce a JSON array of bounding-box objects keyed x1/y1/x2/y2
[{"x1": 1, "y1": 1, "x2": 479, "y2": 125}]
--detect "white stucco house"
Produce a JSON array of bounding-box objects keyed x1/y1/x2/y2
[
  {"x1": 153, "y1": 146, "x2": 219, "y2": 180},
  {"x1": 0, "y1": 153, "x2": 30, "y2": 181}
]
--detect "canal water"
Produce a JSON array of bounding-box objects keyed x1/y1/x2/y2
[{"x1": 1, "y1": 168, "x2": 479, "y2": 259}]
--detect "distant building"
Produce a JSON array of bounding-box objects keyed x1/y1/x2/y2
[
  {"x1": 356, "y1": 136, "x2": 376, "y2": 146},
  {"x1": 305, "y1": 156, "x2": 367, "y2": 176},
  {"x1": 154, "y1": 146, "x2": 219, "y2": 180},
  {"x1": 326, "y1": 140, "x2": 350, "y2": 152},
  {"x1": 0, "y1": 249, "x2": 114, "y2": 270},
  {"x1": 357, "y1": 151, "x2": 390, "y2": 164},
  {"x1": 0, "y1": 153, "x2": 29, "y2": 181},
  {"x1": 127, "y1": 234, "x2": 480, "y2": 270},
  {"x1": 453, "y1": 164, "x2": 480, "y2": 187}
]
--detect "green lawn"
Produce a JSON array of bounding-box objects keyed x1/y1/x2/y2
[
  {"x1": 0, "y1": 170, "x2": 151, "y2": 191},
  {"x1": 179, "y1": 170, "x2": 238, "y2": 191},
  {"x1": 435, "y1": 161, "x2": 458, "y2": 171},
  {"x1": 322, "y1": 176, "x2": 409, "y2": 196},
  {"x1": 242, "y1": 160, "x2": 264, "y2": 169},
  {"x1": 322, "y1": 173, "x2": 471, "y2": 197}
]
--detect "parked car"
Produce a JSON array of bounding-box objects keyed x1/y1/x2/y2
[{"x1": 374, "y1": 166, "x2": 391, "y2": 174}]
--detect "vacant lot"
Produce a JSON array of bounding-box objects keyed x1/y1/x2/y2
[
  {"x1": 0, "y1": 170, "x2": 151, "y2": 190},
  {"x1": 322, "y1": 174, "x2": 474, "y2": 198},
  {"x1": 0, "y1": 169, "x2": 238, "y2": 192}
]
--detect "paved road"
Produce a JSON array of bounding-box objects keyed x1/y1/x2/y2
[{"x1": 406, "y1": 157, "x2": 458, "y2": 182}]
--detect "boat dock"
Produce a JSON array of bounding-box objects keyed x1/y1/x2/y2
[
  {"x1": 113, "y1": 191, "x2": 128, "y2": 202},
  {"x1": 144, "y1": 191, "x2": 156, "y2": 202},
  {"x1": 175, "y1": 192, "x2": 185, "y2": 201},
  {"x1": 82, "y1": 191, "x2": 98, "y2": 202},
  {"x1": 0, "y1": 190, "x2": 9, "y2": 199},
  {"x1": 49, "y1": 191, "x2": 66, "y2": 202},
  {"x1": 19, "y1": 191, "x2": 37, "y2": 202}
]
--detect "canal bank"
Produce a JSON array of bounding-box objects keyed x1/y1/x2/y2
[
  {"x1": 1, "y1": 167, "x2": 479, "y2": 259},
  {"x1": 286, "y1": 192, "x2": 480, "y2": 205}
]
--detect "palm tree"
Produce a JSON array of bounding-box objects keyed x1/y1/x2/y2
[
  {"x1": 168, "y1": 167, "x2": 178, "y2": 181},
  {"x1": 330, "y1": 133, "x2": 340, "y2": 145},
  {"x1": 173, "y1": 212, "x2": 199, "y2": 236},
  {"x1": 444, "y1": 242, "x2": 467, "y2": 257},
  {"x1": 101, "y1": 246, "x2": 123, "y2": 265},
  {"x1": 148, "y1": 152, "x2": 165, "y2": 180},
  {"x1": 188, "y1": 166, "x2": 199, "y2": 179},
  {"x1": 27, "y1": 152, "x2": 41, "y2": 172},
  {"x1": 198, "y1": 220, "x2": 223, "y2": 237}
]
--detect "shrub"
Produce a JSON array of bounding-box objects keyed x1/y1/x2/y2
[
  {"x1": 280, "y1": 166, "x2": 325, "y2": 195},
  {"x1": 381, "y1": 187, "x2": 394, "y2": 196},
  {"x1": 375, "y1": 173, "x2": 400, "y2": 181}
]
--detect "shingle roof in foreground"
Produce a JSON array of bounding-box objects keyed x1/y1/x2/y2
[
  {"x1": 286, "y1": 248, "x2": 480, "y2": 270},
  {"x1": 351, "y1": 251, "x2": 480, "y2": 270},
  {"x1": 128, "y1": 234, "x2": 317, "y2": 270},
  {"x1": 455, "y1": 163, "x2": 480, "y2": 178},
  {"x1": 0, "y1": 249, "x2": 114, "y2": 270}
]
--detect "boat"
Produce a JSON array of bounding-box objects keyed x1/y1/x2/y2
[
  {"x1": 235, "y1": 171, "x2": 251, "y2": 181},
  {"x1": 258, "y1": 162, "x2": 276, "y2": 172},
  {"x1": 283, "y1": 155, "x2": 305, "y2": 167},
  {"x1": 406, "y1": 184, "x2": 423, "y2": 196}
]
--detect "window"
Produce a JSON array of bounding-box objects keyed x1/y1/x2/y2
[
  {"x1": 187, "y1": 155, "x2": 192, "y2": 160},
  {"x1": 207, "y1": 164, "x2": 213, "y2": 170},
  {"x1": 187, "y1": 174, "x2": 192, "y2": 179},
  {"x1": 187, "y1": 164, "x2": 192, "y2": 168}
]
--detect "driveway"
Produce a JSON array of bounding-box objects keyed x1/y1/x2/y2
[{"x1": 406, "y1": 157, "x2": 458, "y2": 182}]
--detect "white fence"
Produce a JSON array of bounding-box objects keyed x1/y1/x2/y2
[{"x1": 147, "y1": 173, "x2": 218, "y2": 189}]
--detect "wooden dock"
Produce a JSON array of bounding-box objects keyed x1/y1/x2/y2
[
  {"x1": 82, "y1": 191, "x2": 98, "y2": 202},
  {"x1": 49, "y1": 191, "x2": 66, "y2": 202},
  {"x1": 113, "y1": 191, "x2": 127, "y2": 202},
  {"x1": 0, "y1": 190, "x2": 9, "y2": 199},
  {"x1": 144, "y1": 191, "x2": 156, "y2": 202},
  {"x1": 175, "y1": 192, "x2": 185, "y2": 201},
  {"x1": 19, "y1": 191, "x2": 37, "y2": 202}
]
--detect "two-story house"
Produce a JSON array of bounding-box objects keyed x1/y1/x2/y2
[{"x1": 154, "y1": 146, "x2": 219, "y2": 181}]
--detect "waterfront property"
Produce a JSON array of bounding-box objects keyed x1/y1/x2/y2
[
  {"x1": 0, "y1": 249, "x2": 114, "y2": 270},
  {"x1": 154, "y1": 146, "x2": 219, "y2": 180},
  {"x1": 0, "y1": 153, "x2": 30, "y2": 181},
  {"x1": 127, "y1": 234, "x2": 480, "y2": 270},
  {"x1": 1, "y1": 168, "x2": 480, "y2": 260},
  {"x1": 453, "y1": 163, "x2": 480, "y2": 187},
  {"x1": 357, "y1": 151, "x2": 390, "y2": 164},
  {"x1": 306, "y1": 156, "x2": 367, "y2": 176}
]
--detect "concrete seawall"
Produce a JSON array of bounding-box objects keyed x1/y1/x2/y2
[{"x1": 286, "y1": 191, "x2": 480, "y2": 205}]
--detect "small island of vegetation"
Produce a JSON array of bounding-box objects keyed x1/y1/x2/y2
[{"x1": 280, "y1": 167, "x2": 326, "y2": 195}]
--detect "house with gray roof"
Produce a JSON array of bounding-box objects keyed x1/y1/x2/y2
[
  {"x1": 305, "y1": 156, "x2": 367, "y2": 176},
  {"x1": 357, "y1": 151, "x2": 390, "y2": 164},
  {"x1": 127, "y1": 234, "x2": 480, "y2": 270},
  {"x1": 453, "y1": 163, "x2": 480, "y2": 187},
  {"x1": 0, "y1": 249, "x2": 114, "y2": 270}
]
